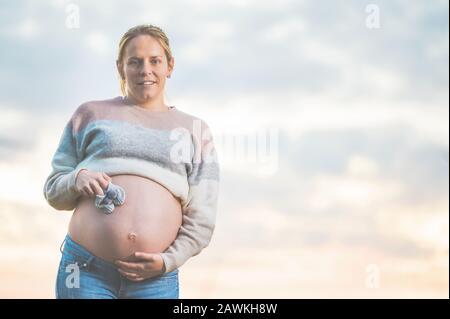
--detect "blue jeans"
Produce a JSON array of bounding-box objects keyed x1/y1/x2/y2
[{"x1": 55, "y1": 234, "x2": 179, "y2": 299}]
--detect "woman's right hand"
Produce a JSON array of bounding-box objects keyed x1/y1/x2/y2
[{"x1": 75, "y1": 169, "x2": 112, "y2": 198}]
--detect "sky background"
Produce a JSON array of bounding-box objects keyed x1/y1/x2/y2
[{"x1": 0, "y1": 0, "x2": 448, "y2": 298}]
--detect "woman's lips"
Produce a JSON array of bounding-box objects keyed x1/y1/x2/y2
[{"x1": 137, "y1": 81, "x2": 156, "y2": 86}]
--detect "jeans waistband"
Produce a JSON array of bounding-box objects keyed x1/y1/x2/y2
[
  {"x1": 60, "y1": 234, "x2": 178, "y2": 276},
  {"x1": 60, "y1": 233, "x2": 117, "y2": 271}
]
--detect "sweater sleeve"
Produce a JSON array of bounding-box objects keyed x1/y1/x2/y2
[
  {"x1": 43, "y1": 118, "x2": 85, "y2": 211},
  {"x1": 159, "y1": 121, "x2": 220, "y2": 273}
]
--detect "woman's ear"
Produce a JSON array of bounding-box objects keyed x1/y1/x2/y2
[{"x1": 167, "y1": 57, "x2": 175, "y2": 78}]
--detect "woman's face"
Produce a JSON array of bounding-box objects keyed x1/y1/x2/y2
[{"x1": 118, "y1": 34, "x2": 174, "y2": 104}]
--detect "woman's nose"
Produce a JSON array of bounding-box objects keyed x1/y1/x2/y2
[{"x1": 139, "y1": 60, "x2": 154, "y2": 75}]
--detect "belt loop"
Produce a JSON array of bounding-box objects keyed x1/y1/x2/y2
[{"x1": 59, "y1": 237, "x2": 66, "y2": 254}]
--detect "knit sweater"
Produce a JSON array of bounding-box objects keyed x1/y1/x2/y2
[{"x1": 43, "y1": 96, "x2": 220, "y2": 273}]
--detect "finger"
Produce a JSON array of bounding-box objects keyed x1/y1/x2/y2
[
  {"x1": 116, "y1": 261, "x2": 145, "y2": 273},
  {"x1": 118, "y1": 268, "x2": 144, "y2": 281},
  {"x1": 117, "y1": 264, "x2": 143, "y2": 275},
  {"x1": 118, "y1": 268, "x2": 136, "y2": 279},
  {"x1": 90, "y1": 181, "x2": 104, "y2": 196},
  {"x1": 99, "y1": 178, "x2": 109, "y2": 190},
  {"x1": 98, "y1": 174, "x2": 110, "y2": 189},
  {"x1": 102, "y1": 172, "x2": 112, "y2": 182},
  {"x1": 83, "y1": 186, "x2": 94, "y2": 197},
  {"x1": 118, "y1": 268, "x2": 138, "y2": 277},
  {"x1": 134, "y1": 252, "x2": 154, "y2": 262},
  {"x1": 127, "y1": 275, "x2": 145, "y2": 282},
  {"x1": 118, "y1": 253, "x2": 140, "y2": 262},
  {"x1": 117, "y1": 252, "x2": 150, "y2": 262}
]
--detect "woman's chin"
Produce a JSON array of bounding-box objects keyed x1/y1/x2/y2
[{"x1": 133, "y1": 91, "x2": 158, "y2": 101}]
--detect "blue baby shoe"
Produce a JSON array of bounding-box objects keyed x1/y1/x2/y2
[{"x1": 94, "y1": 181, "x2": 126, "y2": 214}]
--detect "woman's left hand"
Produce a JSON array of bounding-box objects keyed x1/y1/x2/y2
[{"x1": 115, "y1": 252, "x2": 165, "y2": 282}]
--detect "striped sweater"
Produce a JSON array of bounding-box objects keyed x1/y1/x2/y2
[{"x1": 43, "y1": 96, "x2": 220, "y2": 274}]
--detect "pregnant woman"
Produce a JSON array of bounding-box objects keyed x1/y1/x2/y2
[{"x1": 43, "y1": 24, "x2": 220, "y2": 299}]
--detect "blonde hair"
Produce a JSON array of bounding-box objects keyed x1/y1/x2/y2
[{"x1": 116, "y1": 24, "x2": 173, "y2": 95}]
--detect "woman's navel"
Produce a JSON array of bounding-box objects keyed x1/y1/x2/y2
[{"x1": 127, "y1": 232, "x2": 138, "y2": 242}]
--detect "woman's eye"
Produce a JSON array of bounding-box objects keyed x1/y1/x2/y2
[{"x1": 127, "y1": 59, "x2": 159, "y2": 65}]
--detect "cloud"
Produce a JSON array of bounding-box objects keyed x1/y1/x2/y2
[
  {"x1": 1, "y1": 0, "x2": 448, "y2": 114},
  {"x1": 83, "y1": 31, "x2": 111, "y2": 56},
  {"x1": 0, "y1": 0, "x2": 448, "y2": 296},
  {"x1": 0, "y1": 106, "x2": 37, "y2": 161}
]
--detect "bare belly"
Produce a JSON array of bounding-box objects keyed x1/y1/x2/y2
[{"x1": 68, "y1": 174, "x2": 182, "y2": 262}]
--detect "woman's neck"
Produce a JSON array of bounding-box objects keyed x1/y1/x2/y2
[{"x1": 124, "y1": 94, "x2": 169, "y2": 111}]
